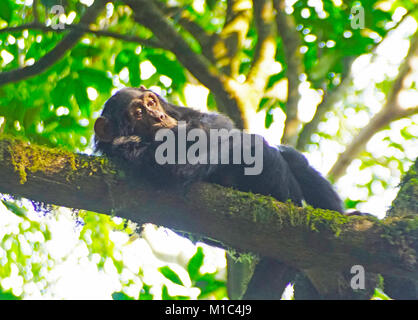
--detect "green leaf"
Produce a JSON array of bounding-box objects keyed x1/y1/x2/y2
[
  {"x1": 206, "y1": 0, "x2": 219, "y2": 11},
  {"x1": 139, "y1": 284, "x2": 153, "y2": 300},
  {"x1": 372, "y1": 288, "x2": 392, "y2": 300},
  {"x1": 206, "y1": 92, "x2": 217, "y2": 111},
  {"x1": 78, "y1": 68, "x2": 112, "y2": 93},
  {"x1": 400, "y1": 127, "x2": 415, "y2": 140},
  {"x1": 2, "y1": 200, "x2": 27, "y2": 218},
  {"x1": 389, "y1": 142, "x2": 405, "y2": 152},
  {"x1": 194, "y1": 273, "x2": 226, "y2": 298},
  {"x1": 113, "y1": 259, "x2": 124, "y2": 274},
  {"x1": 51, "y1": 76, "x2": 74, "y2": 107},
  {"x1": 71, "y1": 44, "x2": 102, "y2": 58},
  {"x1": 310, "y1": 53, "x2": 340, "y2": 80},
  {"x1": 265, "y1": 110, "x2": 273, "y2": 128},
  {"x1": 161, "y1": 285, "x2": 171, "y2": 300},
  {"x1": 146, "y1": 53, "x2": 186, "y2": 84},
  {"x1": 112, "y1": 291, "x2": 134, "y2": 300},
  {"x1": 115, "y1": 49, "x2": 134, "y2": 74},
  {"x1": 23, "y1": 106, "x2": 41, "y2": 129},
  {"x1": 74, "y1": 81, "x2": 90, "y2": 117},
  {"x1": 257, "y1": 97, "x2": 273, "y2": 112},
  {"x1": 161, "y1": 285, "x2": 189, "y2": 300},
  {"x1": 159, "y1": 266, "x2": 183, "y2": 286},
  {"x1": 128, "y1": 55, "x2": 141, "y2": 87},
  {"x1": 344, "y1": 199, "x2": 364, "y2": 210},
  {"x1": 266, "y1": 73, "x2": 284, "y2": 90},
  {"x1": 0, "y1": 1, "x2": 12, "y2": 22},
  {"x1": 187, "y1": 247, "x2": 204, "y2": 281},
  {"x1": 0, "y1": 289, "x2": 20, "y2": 300},
  {"x1": 114, "y1": 49, "x2": 141, "y2": 85}
]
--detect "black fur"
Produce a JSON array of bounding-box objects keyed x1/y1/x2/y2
[
  {"x1": 95, "y1": 87, "x2": 346, "y2": 300},
  {"x1": 95, "y1": 87, "x2": 343, "y2": 213}
]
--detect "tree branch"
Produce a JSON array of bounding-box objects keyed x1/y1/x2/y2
[
  {"x1": 33, "y1": 0, "x2": 40, "y2": 24},
  {"x1": 0, "y1": 0, "x2": 107, "y2": 86},
  {"x1": 296, "y1": 73, "x2": 352, "y2": 150},
  {"x1": 274, "y1": 0, "x2": 303, "y2": 146},
  {"x1": 124, "y1": 0, "x2": 219, "y2": 85},
  {"x1": 329, "y1": 34, "x2": 418, "y2": 180},
  {"x1": 382, "y1": 159, "x2": 418, "y2": 299},
  {"x1": 246, "y1": 0, "x2": 276, "y2": 95},
  {"x1": 296, "y1": 13, "x2": 417, "y2": 151},
  {"x1": 1, "y1": 136, "x2": 418, "y2": 285},
  {"x1": 214, "y1": 0, "x2": 252, "y2": 78},
  {"x1": 0, "y1": 22, "x2": 164, "y2": 48},
  {"x1": 157, "y1": 3, "x2": 215, "y2": 61},
  {"x1": 178, "y1": 15, "x2": 215, "y2": 61}
]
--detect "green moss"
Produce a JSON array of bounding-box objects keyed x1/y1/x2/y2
[
  {"x1": 305, "y1": 206, "x2": 350, "y2": 237},
  {"x1": 227, "y1": 248, "x2": 258, "y2": 264},
  {"x1": 195, "y1": 182, "x2": 356, "y2": 235},
  {"x1": 2, "y1": 136, "x2": 118, "y2": 184},
  {"x1": 381, "y1": 217, "x2": 418, "y2": 243},
  {"x1": 285, "y1": 200, "x2": 306, "y2": 227},
  {"x1": 202, "y1": 184, "x2": 287, "y2": 226},
  {"x1": 7, "y1": 139, "x2": 76, "y2": 184},
  {"x1": 388, "y1": 159, "x2": 418, "y2": 217},
  {"x1": 380, "y1": 217, "x2": 418, "y2": 268},
  {"x1": 76, "y1": 155, "x2": 118, "y2": 177},
  {"x1": 198, "y1": 183, "x2": 359, "y2": 239}
]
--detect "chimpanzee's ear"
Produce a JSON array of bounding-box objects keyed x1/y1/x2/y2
[
  {"x1": 94, "y1": 116, "x2": 114, "y2": 142},
  {"x1": 139, "y1": 85, "x2": 147, "y2": 90}
]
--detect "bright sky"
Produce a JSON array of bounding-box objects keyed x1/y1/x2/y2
[{"x1": 0, "y1": 201, "x2": 227, "y2": 299}]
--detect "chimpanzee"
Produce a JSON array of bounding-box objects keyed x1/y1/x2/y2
[
  {"x1": 94, "y1": 86, "x2": 344, "y2": 214},
  {"x1": 94, "y1": 86, "x2": 345, "y2": 300}
]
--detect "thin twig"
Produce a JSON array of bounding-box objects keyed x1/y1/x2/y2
[
  {"x1": 296, "y1": 10, "x2": 417, "y2": 151},
  {"x1": 0, "y1": 0, "x2": 107, "y2": 86},
  {"x1": 329, "y1": 34, "x2": 418, "y2": 180},
  {"x1": 0, "y1": 22, "x2": 163, "y2": 48}
]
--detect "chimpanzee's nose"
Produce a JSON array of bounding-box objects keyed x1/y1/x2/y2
[{"x1": 151, "y1": 111, "x2": 165, "y2": 122}]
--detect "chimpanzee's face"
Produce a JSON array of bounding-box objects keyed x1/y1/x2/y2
[{"x1": 94, "y1": 87, "x2": 178, "y2": 143}]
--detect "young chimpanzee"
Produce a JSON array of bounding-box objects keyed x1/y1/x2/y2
[
  {"x1": 94, "y1": 86, "x2": 343, "y2": 213},
  {"x1": 94, "y1": 86, "x2": 346, "y2": 300}
]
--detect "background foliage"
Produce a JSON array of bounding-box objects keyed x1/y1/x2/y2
[{"x1": 0, "y1": 0, "x2": 417, "y2": 299}]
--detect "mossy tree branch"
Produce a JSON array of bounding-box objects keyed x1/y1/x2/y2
[
  {"x1": 388, "y1": 158, "x2": 418, "y2": 218},
  {"x1": 1, "y1": 137, "x2": 418, "y2": 288},
  {"x1": 381, "y1": 159, "x2": 418, "y2": 299}
]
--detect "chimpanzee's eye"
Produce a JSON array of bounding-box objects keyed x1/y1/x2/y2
[{"x1": 135, "y1": 108, "x2": 142, "y2": 117}]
